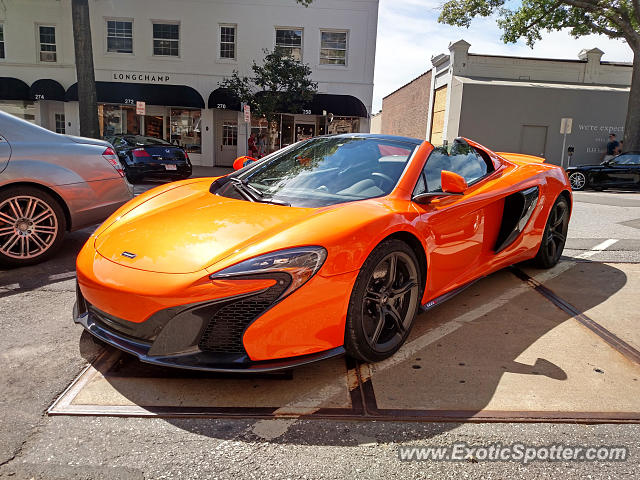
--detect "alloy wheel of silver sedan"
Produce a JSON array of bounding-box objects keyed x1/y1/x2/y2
[
  {"x1": 569, "y1": 171, "x2": 586, "y2": 191},
  {"x1": 0, "y1": 187, "x2": 66, "y2": 267}
]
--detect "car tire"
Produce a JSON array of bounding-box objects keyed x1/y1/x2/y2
[
  {"x1": 344, "y1": 239, "x2": 422, "y2": 363},
  {"x1": 533, "y1": 196, "x2": 570, "y2": 269},
  {"x1": 126, "y1": 172, "x2": 141, "y2": 184},
  {"x1": 569, "y1": 171, "x2": 586, "y2": 191},
  {"x1": 0, "y1": 186, "x2": 67, "y2": 267}
]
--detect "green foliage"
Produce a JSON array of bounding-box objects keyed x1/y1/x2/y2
[
  {"x1": 219, "y1": 47, "x2": 318, "y2": 122},
  {"x1": 439, "y1": 0, "x2": 640, "y2": 48}
]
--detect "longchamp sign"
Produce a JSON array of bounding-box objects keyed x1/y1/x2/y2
[{"x1": 112, "y1": 72, "x2": 171, "y2": 83}]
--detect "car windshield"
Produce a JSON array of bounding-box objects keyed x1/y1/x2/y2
[
  {"x1": 215, "y1": 136, "x2": 420, "y2": 208},
  {"x1": 106, "y1": 135, "x2": 171, "y2": 146}
]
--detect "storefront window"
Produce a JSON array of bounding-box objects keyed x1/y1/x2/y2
[
  {"x1": 98, "y1": 104, "x2": 139, "y2": 137},
  {"x1": 170, "y1": 108, "x2": 201, "y2": 153},
  {"x1": 328, "y1": 116, "x2": 360, "y2": 135},
  {"x1": 0, "y1": 101, "x2": 36, "y2": 123}
]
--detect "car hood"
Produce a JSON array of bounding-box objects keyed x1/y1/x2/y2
[{"x1": 94, "y1": 182, "x2": 315, "y2": 274}]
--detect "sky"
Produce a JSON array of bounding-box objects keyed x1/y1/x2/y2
[{"x1": 372, "y1": 0, "x2": 634, "y2": 112}]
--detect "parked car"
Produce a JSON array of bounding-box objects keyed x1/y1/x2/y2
[
  {"x1": 0, "y1": 111, "x2": 133, "y2": 267},
  {"x1": 567, "y1": 152, "x2": 640, "y2": 191},
  {"x1": 105, "y1": 134, "x2": 192, "y2": 184},
  {"x1": 74, "y1": 135, "x2": 571, "y2": 372}
]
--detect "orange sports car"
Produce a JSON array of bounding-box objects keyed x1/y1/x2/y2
[{"x1": 74, "y1": 135, "x2": 571, "y2": 371}]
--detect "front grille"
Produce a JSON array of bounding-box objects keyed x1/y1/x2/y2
[{"x1": 199, "y1": 281, "x2": 287, "y2": 354}]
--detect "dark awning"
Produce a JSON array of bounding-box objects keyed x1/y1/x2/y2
[
  {"x1": 29, "y1": 79, "x2": 66, "y2": 101},
  {"x1": 310, "y1": 94, "x2": 368, "y2": 117},
  {"x1": 65, "y1": 81, "x2": 205, "y2": 108},
  {"x1": 208, "y1": 88, "x2": 241, "y2": 110},
  {"x1": 0, "y1": 77, "x2": 30, "y2": 101},
  {"x1": 251, "y1": 91, "x2": 368, "y2": 117}
]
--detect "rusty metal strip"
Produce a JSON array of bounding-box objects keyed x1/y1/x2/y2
[{"x1": 509, "y1": 266, "x2": 640, "y2": 365}]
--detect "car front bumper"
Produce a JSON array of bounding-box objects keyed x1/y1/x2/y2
[{"x1": 73, "y1": 285, "x2": 345, "y2": 373}]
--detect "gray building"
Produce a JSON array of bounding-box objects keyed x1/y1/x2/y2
[{"x1": 383, "y1": 40, "x2": 632, "y2": 166}]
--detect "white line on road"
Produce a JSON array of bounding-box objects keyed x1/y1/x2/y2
[{"x1": 576, "y1": 238, "x2": 618, "y2": 259}]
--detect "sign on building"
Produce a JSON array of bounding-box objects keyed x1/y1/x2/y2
[
  {"x1": 560, "y1": 117, "x2": 573, "y2": 134},
  {"x1": 136, "y1": 101, "x2": 146, "y2": 116}
]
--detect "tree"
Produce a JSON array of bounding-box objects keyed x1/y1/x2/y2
[
  {"x1": 219, "y1": 47, "x2": 318, "y2": 123},
  {"x1": 71, "y1": 0, "x2": 99, "y2": 138},
  {"x1": 439, "y1": 0, "x2": 640, "y2": 151}
]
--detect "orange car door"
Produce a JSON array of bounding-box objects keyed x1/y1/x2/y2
[{"x1": 412, "y1": 145, "x2": 503, "y2": 300}]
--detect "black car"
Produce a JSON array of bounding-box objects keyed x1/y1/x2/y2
[
  {"x1": 106, "y1": 135, "x2": 192, "y2": 184},
  {"x1": 566, "y1": 152, "x2": 640, "y2": 191}
]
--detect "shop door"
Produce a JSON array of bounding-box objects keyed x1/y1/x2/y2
[
  {"x1": 144, "y1": 115, "x2": 164, "y2": 140},
  {"x1": 215, "y1": 110, "x2": 238, "y2": 167}
]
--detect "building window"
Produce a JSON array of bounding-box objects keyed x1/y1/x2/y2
[
  {"x1": 275, "y1": 28, "x2": 302, "y2": 60},
  {"x1": 170, "y1": 108, "x2": 201, "y2": 153},
  {"x1": 38, "y1": 25, "x2": 56, "y2": 62},
  {"x1": 222, "y1": 122, "x2": 238, "y2": 146},
  {"x1": 219, "y1": 25, "x2": 236, "y2": 59},
  {"x1": 320, "y1": 31, "x2": 347, "y2": 65},
  {"x1": 106, "y1": 20, "x2": 133, "y2": 53},
  {"x1": 54, "y1": 113, "x2": 65, "y2": 134},
  {"x1": 0, "y1": 24, "x2": 5, "y2": 59},
  {"x1": 153, "y1": 23, "x2": 179, "y2": 57}
]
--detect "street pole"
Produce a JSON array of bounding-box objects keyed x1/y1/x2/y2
[{"x1": 561, "y1": 131, "x2": 567, "y2": 169}]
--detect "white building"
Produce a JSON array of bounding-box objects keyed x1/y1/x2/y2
[
  {"x1": 0, "y1": 0, "x2": 379, "y2": 166},
  {"x1": 426, "y1": 40, "x2": 632, "y2": 165}
]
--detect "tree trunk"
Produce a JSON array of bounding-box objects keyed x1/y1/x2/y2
[
  {"x1": 71, "y1": 0, "x2": 99, "y2": 138},
  {"x1": 623, "y1": 48, "x2": 640, "y2": 151}
]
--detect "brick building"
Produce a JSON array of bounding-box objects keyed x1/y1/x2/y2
[{"x1": 379, "y1": 71, "x2": 431, "y2": 139}]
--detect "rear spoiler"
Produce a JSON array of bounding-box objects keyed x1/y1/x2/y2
[{"x1": 497, "y1": 152, "x2": 546, "y2": 164}]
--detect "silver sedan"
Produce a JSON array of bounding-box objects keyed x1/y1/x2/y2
[{"x1": 0, "y1": 111, "x2": 133, "y2": 267}]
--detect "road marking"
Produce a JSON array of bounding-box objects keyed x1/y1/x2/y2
[{"x1": 577, "y1": 239, "x2": 618, "y2": 259}]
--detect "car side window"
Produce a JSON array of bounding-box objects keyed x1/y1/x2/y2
[
  {"x1": 413, "y1": 143, "x2": 493, "y2": 196},
  {"x1": 614, "y1": 154, "x2": 640, "y2": 165},
  {"x1": 448, "y1": 143, "x2": 489, "y2": 185}
]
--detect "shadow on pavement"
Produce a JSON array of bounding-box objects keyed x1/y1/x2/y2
[
  {"x1": 0, "y1": 227, "x2": 93, "y2": 297},
  {"x1": 73, "y1": 260, "x2": 631, "y2": 445}
]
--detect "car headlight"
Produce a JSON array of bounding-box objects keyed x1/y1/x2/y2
[{"x1": 210, "y1": 246, "x2": 327, "y2": 298}]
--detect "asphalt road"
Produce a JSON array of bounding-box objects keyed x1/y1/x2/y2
[{"x1": 0, "y1": 188, "x2": 639, "y2": 479}]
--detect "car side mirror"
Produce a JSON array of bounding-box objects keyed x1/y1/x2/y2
[
  {"x1": 411, "y1": 170, "x2": 467, "y2": 204},
  {"x1": 233, "y1": 156, "x2": 257, "y2": 170},
  {"x1": 441, "y1": 170, "x2": 468, "y2": 194}
]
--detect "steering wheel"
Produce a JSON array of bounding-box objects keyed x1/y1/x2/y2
[{"x1": 371, "y1": 172, "x2": 395, "y2": 191}]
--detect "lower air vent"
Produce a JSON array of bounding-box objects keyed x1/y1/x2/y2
[{"x1": 198, "y1": 281, "x2": 288, "y2": 354}]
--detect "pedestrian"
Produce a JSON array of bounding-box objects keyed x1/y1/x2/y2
[
  {"x1": 257, "y1": 133, "x2": 267, "y2": 158},
  {"x1": 604, "y1": 133, "x2": 620, "y2": 162},
  {"x1": 615, "y1": 140, "x2": 623, "y2": 155},
  {"x1": 248, "y1": 132, "x2": 258, "y2": 158}
]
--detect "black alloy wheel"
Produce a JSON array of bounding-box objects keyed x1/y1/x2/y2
[
  {"x1": 534, "y1": 196, "x2": 570, "y2": 268},
  {"x1": 345, "y1": 239, "x2": 422, "y2": 362}
]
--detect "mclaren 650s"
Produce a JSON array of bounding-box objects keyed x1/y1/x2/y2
[{"x1": 74, "y1": 134, "x2": 572, "y2": 372}]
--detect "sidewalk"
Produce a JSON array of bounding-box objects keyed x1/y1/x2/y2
[{"x1": 191, "y1": 165, "x2": 233, "y2": 178}]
